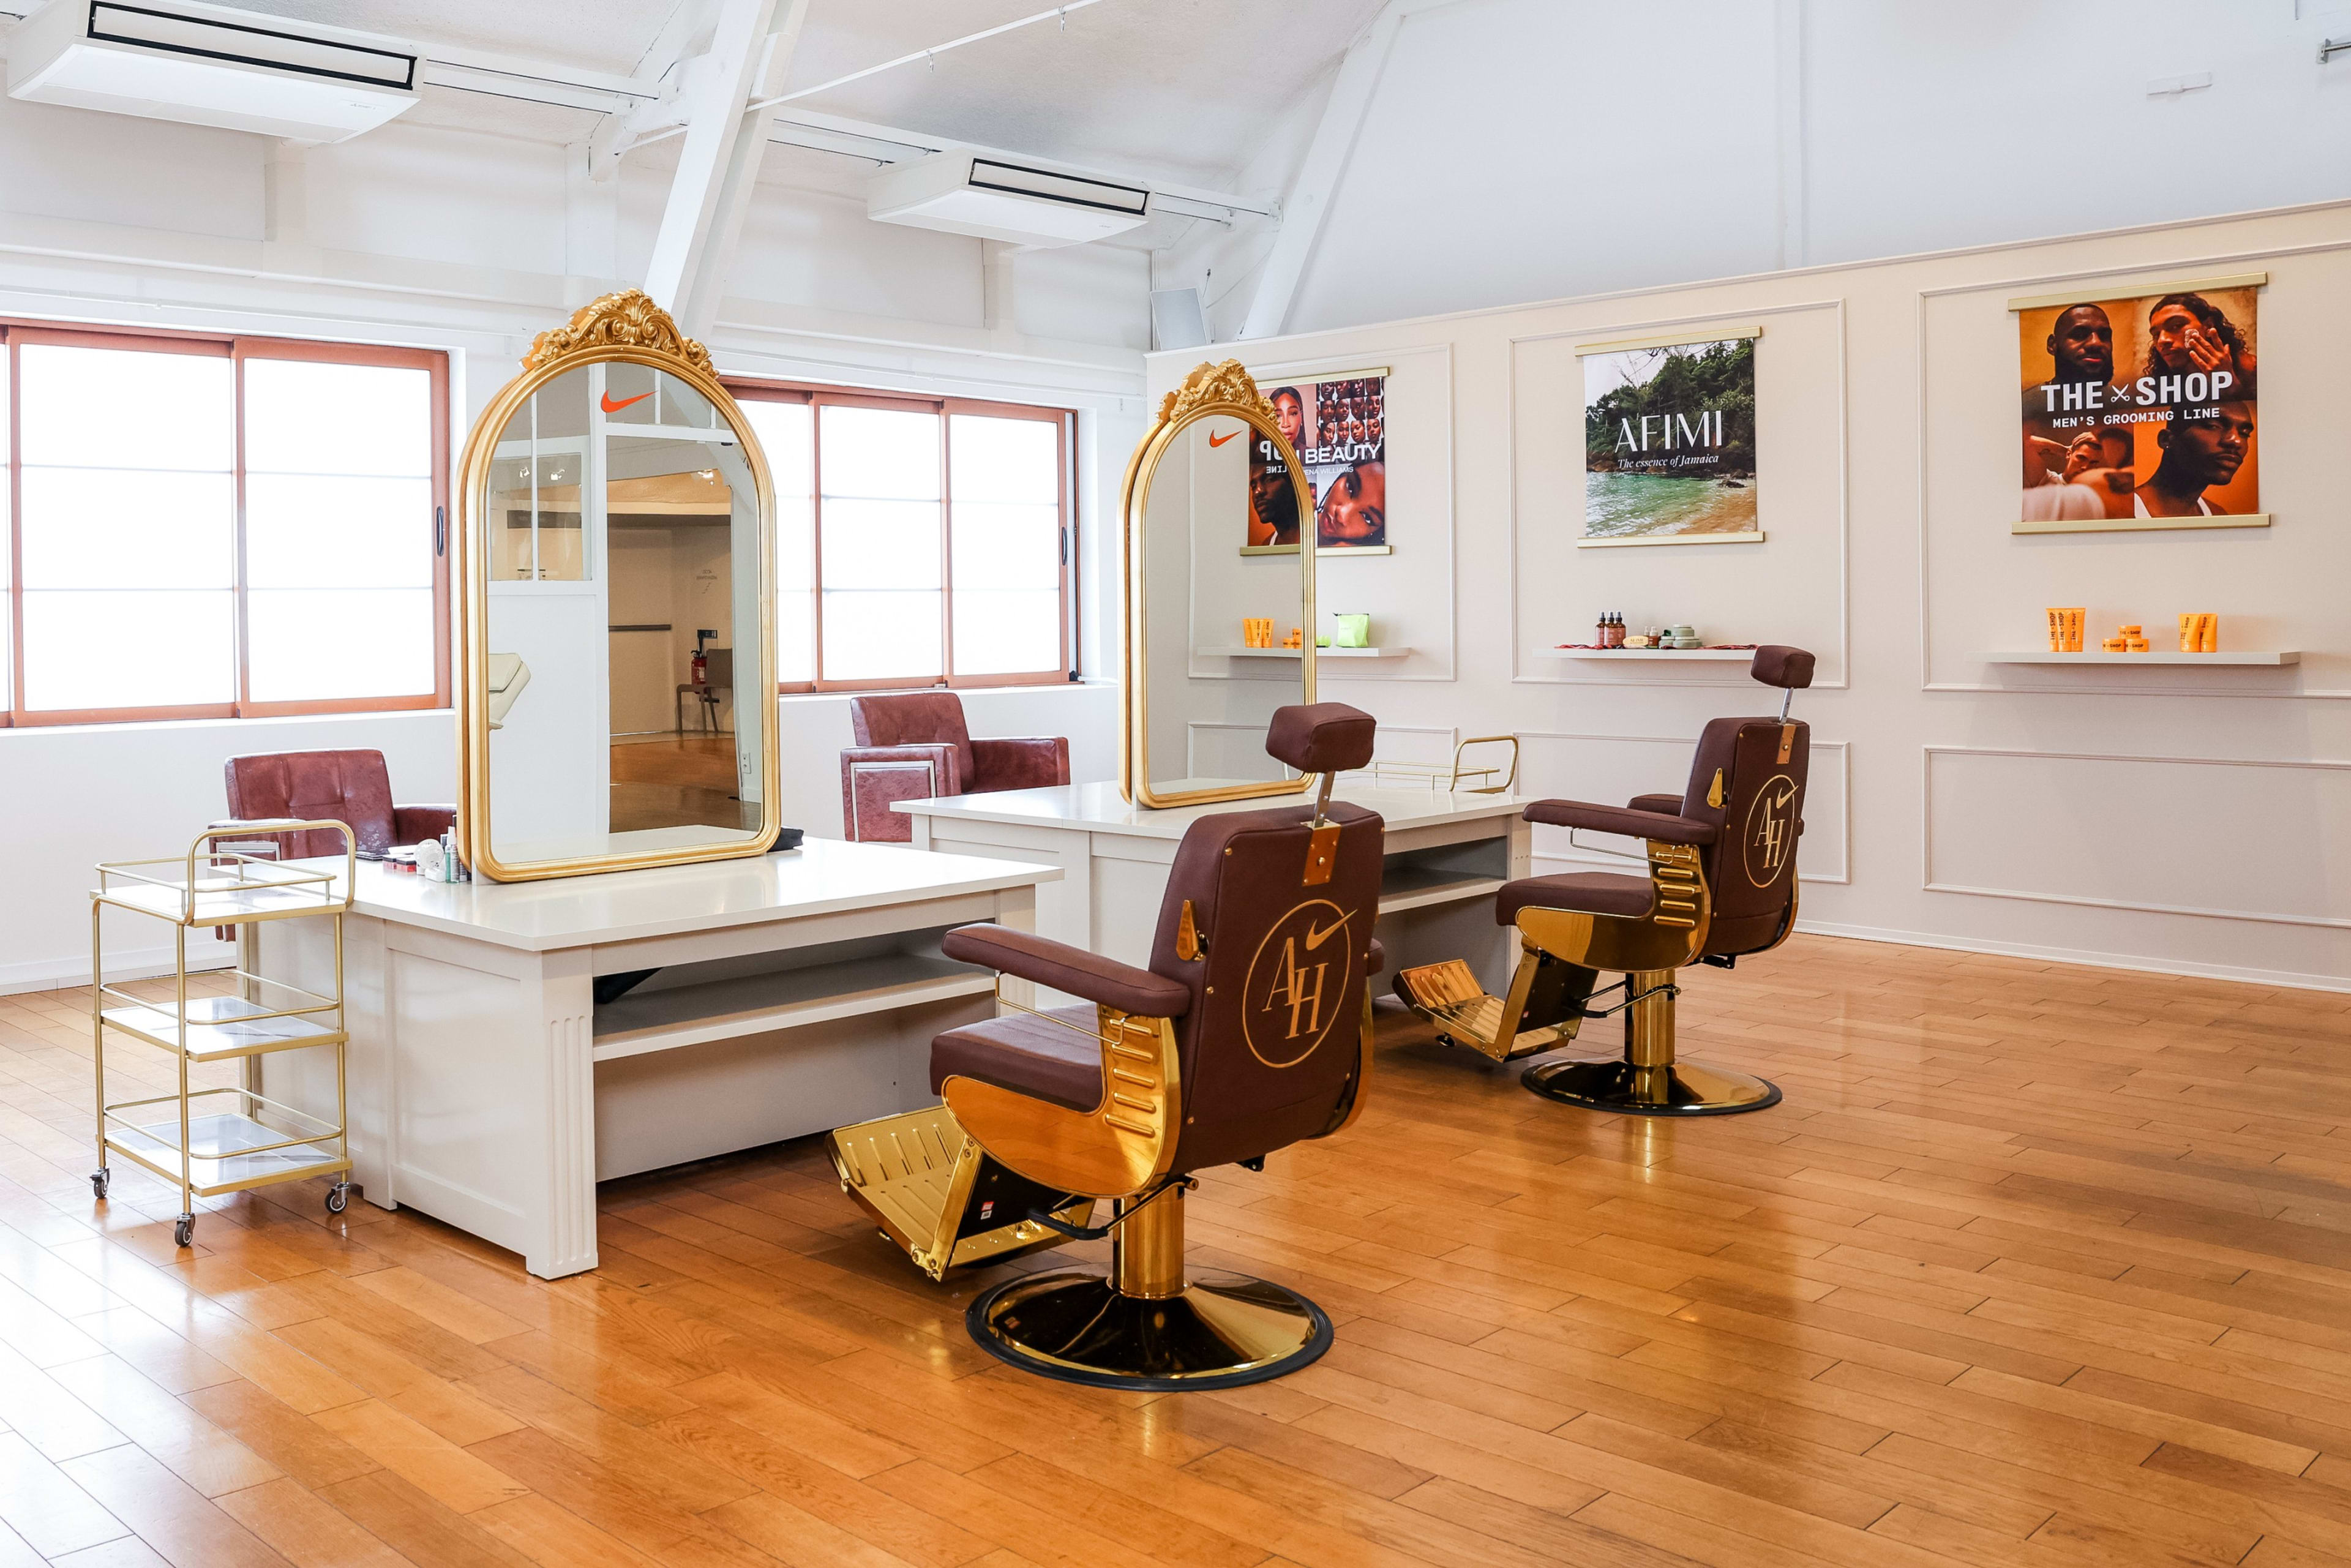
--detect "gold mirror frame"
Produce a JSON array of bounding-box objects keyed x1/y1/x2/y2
[
  {"x1": 454, "y1": 290, "x2": 781, "y2": 882},
  {"x1": 1119, "y1": 360, "x2": 1317, "y2": 808}
]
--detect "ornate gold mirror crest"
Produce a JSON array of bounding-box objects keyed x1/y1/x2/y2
[
  {"x1": 1120, "y1": 359, "x2": 1318, "y2": 808},
  {"x1": 456, "y1": 290, "x2": 781, "y2": 882}
]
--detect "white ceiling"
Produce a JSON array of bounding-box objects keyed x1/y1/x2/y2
[{"x1": 223, "y1": 0, "x2": 1384, "y2": 193}]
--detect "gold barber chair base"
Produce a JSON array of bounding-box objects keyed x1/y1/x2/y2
[
  {"x1": 967, "y1": 1269, "x2": 1333, "y2": 1392},
  {"x1": 1521, "y1": 1056, "x2": 1782, "y2": 1117},
  {"x1": 826, "y1": 1105, "x2": 1093, "y2": 1281}
]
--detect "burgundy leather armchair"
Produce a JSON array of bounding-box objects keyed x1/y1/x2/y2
[
  {"x1": 840, "y1": 692, "x2": 1069, "y2": 842},
  {"x1": 217, "y1": 749, "x2": 455, "y2": 858}
]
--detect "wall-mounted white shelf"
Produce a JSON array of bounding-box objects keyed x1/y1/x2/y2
[
  {"x1": 1201, "y1": 645, "x2": 1412, "y2": 660},
  {"x1": 1542, "y1": 648, "x2": 1755, "y2": 662},
  {"x1": 1982, "y1": 651, "x2": 2300, "y2": 667}
]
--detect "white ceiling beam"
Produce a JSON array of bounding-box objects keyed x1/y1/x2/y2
[
  {"x1": 647, "y1": 0, "x2": 811, "y2": 338},
  {"x1": 1237, "y1": 0, "x2": 1406, "y2": 340}
]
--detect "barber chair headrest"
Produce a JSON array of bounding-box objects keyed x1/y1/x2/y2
[
  {"x1": 1266, "y1": 702, "x2": 1376, "y2": 776},
  {"x1": 1750, "y1": 645, "x2": 1815, "y2": 690}
]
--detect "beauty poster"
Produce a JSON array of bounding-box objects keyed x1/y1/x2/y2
[
  {"x1": 1580, "y1": 333, "x2": 1760, "y2": 545},
  {"x1": 1246, "y1": 372, "x2": 1389, "y2": 553},
  {"x1": 2015, "y1": 280, "x2": 2260, "y2": 528}
]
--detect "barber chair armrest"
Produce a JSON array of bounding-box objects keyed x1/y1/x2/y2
[
  {"x1": 970, "y1": 736, "x2": 1070, "y2": 792},
  {"x1": 394, "y1": 805, "x2": 456, "y2": 842},
  {"x1": 1627, "y1": 793, "x2": 1684, "y2": 817},
  {"x1": 943, "y1": 924, "x2": 1190, "y2": 1018},
  {"x1": 1523, "y1": 799, "x2": 1718, "y2": 846}
]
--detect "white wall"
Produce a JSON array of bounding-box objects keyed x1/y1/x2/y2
[
  {"x1": 1169, "y1": 0, "x2": 2351, "y2": 339},
  {"x1": 0, "y1": 90, "x2": 1149, "y2": 991},
  {"x1": 1153, "y1": 201, "x2": 2351, "y2": 992}
]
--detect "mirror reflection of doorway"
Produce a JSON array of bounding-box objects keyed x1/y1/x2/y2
[{"x1": 605, "y1": 452, "x2": 752, "y2": 836}]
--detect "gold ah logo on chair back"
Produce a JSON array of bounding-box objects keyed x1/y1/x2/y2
[
  {"x1": 1742, "y1": 775, "x2": 1801, "y2": 888},
  {"x1": 1243, "y1": 899, "x2": 1355, "y2": 1068}
]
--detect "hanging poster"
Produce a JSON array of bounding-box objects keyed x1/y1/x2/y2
[
  {"x1": 2012, "y1": 274, "x2": 2264, "y2": 533},
  {"x1": 1578, "y1": 329, "x2": 1761, "y2": 547},
  {"x1": 1245, "y1": 369, "x2": 1390, "y2": 554}
]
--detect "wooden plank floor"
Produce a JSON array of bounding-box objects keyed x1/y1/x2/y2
[{"x1": 0, "y1": 934, "x2": 2347, "y2": 1566}]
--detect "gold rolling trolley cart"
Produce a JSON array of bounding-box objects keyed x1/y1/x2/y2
[{"x1": 89, "y1": 822, "x2": 358, "y2": 1248}]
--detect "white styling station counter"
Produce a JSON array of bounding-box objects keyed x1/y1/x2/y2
[
  {"x1": 896, "y1": 782, "x2": 1531, "y2": 1005},
  {"x1": 253, "y1": 839, "x2": 1057, "y2": 1278}
]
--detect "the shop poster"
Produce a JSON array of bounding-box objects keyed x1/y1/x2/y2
[
  {"x1": 2015, "y1": 276, "x2": 2262, "y2": 530},
  {"x1": 1578, "y1": 331, "x2": 1761, "y2": 546},
  {"x1": 1245, "y1": 370, "x2": 1389, "y2": 554}
]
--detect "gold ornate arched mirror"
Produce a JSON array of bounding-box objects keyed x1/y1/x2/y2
[
  {"x1": 1120, "y1": 361, "x2": 1317, "y2": 808},
  {"x1": 456, "y1": 291, "x2": 779, "y2": 881}
]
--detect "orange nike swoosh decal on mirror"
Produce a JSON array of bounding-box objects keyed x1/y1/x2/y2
[
  {"x1": 1207, "y1": 429, "x2": 1239, "y2": 447},
  {"x1": 601, "y1": 391, "x2": 654, "y2": 413}
]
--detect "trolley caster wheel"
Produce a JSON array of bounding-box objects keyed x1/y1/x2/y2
[
  {"x1": 324, "y1": 1183, "x2": 350, "y2": 1216},
  {"x1": 173, "y1": 1215, "x2": 193, "y2": 1248},
  {"x1": 89, "y1": 1170, "x2": 109, "y2": 1201}
]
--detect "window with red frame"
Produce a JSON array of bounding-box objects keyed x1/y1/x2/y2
[
  {"x1": 727, "y1": 382, "x2": 1074, "y2": 692},
  {"x1": 0, "y1": 323, "x2": 449, "y2": 726}
]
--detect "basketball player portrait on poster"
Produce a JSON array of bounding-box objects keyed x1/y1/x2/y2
[
  {"x1": 2014, "y1": 277, "x2": 2263, "y2": 530},
  {"x1": 1244, "y1": 371, "x2": 1389, "y2": 554}
]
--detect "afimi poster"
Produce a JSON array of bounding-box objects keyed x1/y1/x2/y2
[
  {"x1": 1245, "y1": 370, "x2": 1389, "y2": 553},
  {"x1": 2015, "y1": 277, "x2": 2261, "y2": 529},
  {"x1": 1579, "y1": 331, "x2": 1760, "y2": 546}
]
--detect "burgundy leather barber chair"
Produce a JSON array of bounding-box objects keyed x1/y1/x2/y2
[
  {"x1": 1396, "y1": 645, "x2": 1813, "y2": 1116},
  {"x1": 219, "y1": 749, "x2": 454, "y2": 858},
  {"x1": 839, "y1": 692, "x2": 1069, "y2": 842},
  {"x1": 828, "y1": 703, "x2": 1384, "y2": 1389}
]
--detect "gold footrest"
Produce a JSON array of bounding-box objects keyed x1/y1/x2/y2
[
  {"x1": 826, "y1": 1105, "x2": 1092, "y2": 1281},
  {"x1": 1395, "y1": 959, "x2": 1561, "y2": 1062}
]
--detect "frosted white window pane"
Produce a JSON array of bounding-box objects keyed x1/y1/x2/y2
[
  {"x1": 774, "y1": 489, "x2": 816, "y2": 684},
  {"x1": 244, "y1": 360, "x2": 430, "y2": 476},
  {"x1": 20, "y1": 347, "x2": 231, "y2": 470},
  {"x1": 820, "y1": 406, "x2": 938, "y2": 500},
  {"x1": 776, "y1": 589, "x2": 815, "y2": 685},
  {"x1": 951, "y1": 501, "x2": 1060, "y2": 591},
  {"x1": 248, "y1": 589, "x2": 436, "y2": 701},
  {"x1": 823, "y1": 591, "x2": 940, "y2": 681},
  {"x1": 22, "y1": 590, "x2": 233, "y2": 710},
  {"x1": 740, "y1": 401, "x2": 813, "y2": 498},
  {"x1": 950, "y1": 415, "x2": 1057, "y2": 504},
  {"x1": 247, "y1": 475, "x2": 433, "y2": 588},
  {"x1": 952, "y1": 591, "x2": 1062, "y2": 675},
  {"x1": 19, "y1": 469, "x2": 233, "y2": 588},
  {"x1": 776, "y1": 493, "x2": 814, "y2": 592},
  {"x1": 821, "y1": 498, "x2": 941, "y2": 590}
]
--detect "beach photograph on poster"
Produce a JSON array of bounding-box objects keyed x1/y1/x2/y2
[
  {"x1": 2017, "y1": 280, "x2": 2259, "y2": 527},
  {"x1": 1580, "y1": 334, "x2": 1759, "y2": 544},
  {"x1": 1246, "y1": 372, "x2": 1389, "y2": 553}
]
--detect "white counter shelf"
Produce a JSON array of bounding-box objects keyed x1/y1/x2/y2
[{"x1": 593, "y1": 952, "x2": 996, "y2": 1062}]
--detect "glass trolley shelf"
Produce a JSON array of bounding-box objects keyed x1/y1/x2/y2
[
  {"x1": 97, "y1": 992, "x2": 345, "y2": 1061},
  {"x1": 102, "y1": 1096, "x2": 347, "y2": 1198}
]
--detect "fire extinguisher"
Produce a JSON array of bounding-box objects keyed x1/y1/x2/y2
[{"x1": 690, "y1": 647, "x2": 708, "y2": 687}]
